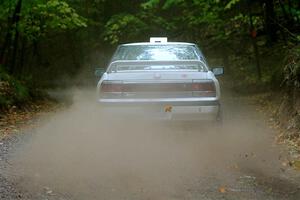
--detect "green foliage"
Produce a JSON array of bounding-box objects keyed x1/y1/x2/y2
[
  {"x1": 1, "y1": 0, "x2": 300, "y2": 98},
  {"x1": 103, "y1": 14, "x2": 147, "y2": 44},
  {"x1": 225, "y1": 0, "x2": 241, "y2": 10},
  {"x1": 162, "y1": 0, "x2": 184, "y2": 9},
  {"x1": 141, "y1": 0, "x2": 160, "y2": 9},
  {"x1": 20, "y1": 0, "x2": 87, "y2": 41},
  {"x1": 140, "y1": 0, "x2": 231, "y2": 46}
]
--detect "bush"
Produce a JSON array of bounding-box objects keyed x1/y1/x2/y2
[
  {"x1": 283, "y1": 46, "x2": 300, "y2": 88},
  {"x1": 0, "y1": 65, "x2": 30, "y2": 108}
]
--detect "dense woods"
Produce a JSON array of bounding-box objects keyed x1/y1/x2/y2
[{"x1": 0, "y1": 0, "x2": 300, "y2": 107}]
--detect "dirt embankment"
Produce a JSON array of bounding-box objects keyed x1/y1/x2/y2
[
  {"x1": 256, "y1": 91, "x2": 300, "y2": 162},
  {"x1": 0, "y1": 100, "x2": 59, "y2": 139},
  {"x1": 241, "y1": 45, "x2": 300, "y2": 160}
]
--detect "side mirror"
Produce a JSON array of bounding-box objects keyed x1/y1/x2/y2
[
  {"x1": 95, "y1": 68, "x2": 106, "y2": 77},
  {"x1": 212, "y1": 67, "x2": 224, "y2": 76}
]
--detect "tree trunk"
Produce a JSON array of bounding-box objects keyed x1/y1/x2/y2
[
  {"x1": 0, "y1": 0, "x2": 23, "y2": 72},
  {"x1": 19, "y1": 37, "x2": 27, "y2": 78},
  {"x1": 222, "y1": 48, "x2": 230, "y2": 74},
  {"x1": 0, "y1": 26, "x2": 12, "y2": 66},
  {"x1": 263, "y1": 0, "x2": 277, "y2": 44},
  {"x1": 10, "y1": 0, "x2": 23, "y2": 75},
  {"x1": 248, "y1": 0, "x2": 262, "y2": 80}
]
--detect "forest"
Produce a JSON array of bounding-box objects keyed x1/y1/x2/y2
[
  {"x1": 0, "y1": 0, "x2": 300, "y2": 197},
  {"x1": 0, "y1": 0, "x2": 299, "y2": 107},
  {"x1": 2, "y1": 1, "x2": 300, "y2": 199}
]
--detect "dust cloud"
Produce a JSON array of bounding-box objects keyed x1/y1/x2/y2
[{"x1": 6, "y1": 89, "x2": 283, "y2": 200}]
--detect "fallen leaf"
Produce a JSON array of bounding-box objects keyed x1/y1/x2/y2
[
  {"x1": 292, "y1": 160, "x2": 300, "y2": 171},
  {"x1": 219, "y1": 186, "x2": 226, "y2": 193},
  {"x1": 229, "y1": 163, "x2": 239, "y2": 170},
  {"x1": 282, "y1": 162, "x2": 288, "y2": 167},
  {"x1": 267, "y1": 187, "x2": 273, "y2": 193}
]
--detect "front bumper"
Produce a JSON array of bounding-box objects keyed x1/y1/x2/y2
[{"x1": 98, "y1": 98, "x2": 220, "y2": 121}]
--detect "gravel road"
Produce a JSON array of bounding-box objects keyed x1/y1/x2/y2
[{"x1": 0, "y1": 90, "x2": 300, "y2": 200}]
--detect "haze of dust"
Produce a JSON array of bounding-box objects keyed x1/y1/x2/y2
[{"x1": 6, "y1": 89, "x2": 281, "y2": 200}]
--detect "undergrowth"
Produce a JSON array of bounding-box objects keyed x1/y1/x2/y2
[{"x1": 0, "y1": 65, "x2": 31, "y2": 109}]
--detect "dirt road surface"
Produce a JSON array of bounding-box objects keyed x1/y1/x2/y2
[{"x1": 0, "y1": 89, "x2": 300, "y2": 200}]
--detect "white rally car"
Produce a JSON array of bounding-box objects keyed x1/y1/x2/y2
[{"x1": 96, "y1": 38, "x2": 223, "y2": 121}]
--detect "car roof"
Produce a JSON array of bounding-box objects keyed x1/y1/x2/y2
[{"x1": 120, "y1": 42, "x2": 196, "y2": 46}]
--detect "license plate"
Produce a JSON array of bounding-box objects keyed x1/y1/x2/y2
[{"x1": 171, "y1": 106, "x2": 203, "y2": 113}]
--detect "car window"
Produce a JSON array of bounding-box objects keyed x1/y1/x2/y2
[{"x1": 112, "y1": 45, "x2": 200, "y2": 61}]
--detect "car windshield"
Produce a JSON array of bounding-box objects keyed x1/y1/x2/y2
[{"x1": 112, "y1": 44, "x2": 200, "y2": 61}]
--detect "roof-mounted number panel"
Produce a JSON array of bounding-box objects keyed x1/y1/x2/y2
[{"x1": 150, "y1": 37, "x2": 168, "y2": 43}]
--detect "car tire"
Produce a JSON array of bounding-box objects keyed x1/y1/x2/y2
[{"x1": 215, "y1": 105, "x2": 223, "y2": 126}]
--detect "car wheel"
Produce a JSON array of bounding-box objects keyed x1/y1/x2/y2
[{"x1": 215, "y1": 105, "x2": 223, "y2": 126}]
